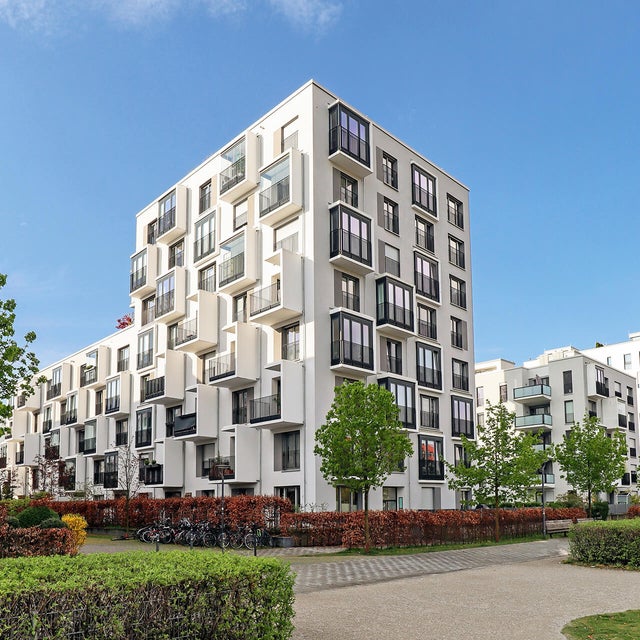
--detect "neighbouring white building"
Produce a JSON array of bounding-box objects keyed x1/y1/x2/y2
[
  {"x1": 0, "y1": 80, "x2": 475, "y2": 511},
  {"x1": 476, "y1": 347, "x2": 638, "y2": 505}
]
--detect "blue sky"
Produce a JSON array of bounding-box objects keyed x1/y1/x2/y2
[{"x1": 1, "y1": 0, "x2": 639, "y2": 369}]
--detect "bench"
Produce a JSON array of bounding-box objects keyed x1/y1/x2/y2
[{"x1": 545, "y1": 518, "x2": 595, "y2": 537}]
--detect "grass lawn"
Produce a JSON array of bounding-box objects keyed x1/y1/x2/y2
[{"x1": 563, "y1": 610, "x2": 640, "y2": 639}]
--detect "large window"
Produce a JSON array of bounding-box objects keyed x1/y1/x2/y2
[
  {"x1": 330, "y1": 205, "x2": 371, "y2": 266},
  {"x1": 220, "y1": 138, "x2": 246, "y2": 194},
  {"x1": 563, "y1": 370, "x2": 573, "y2": 394},
  {"x1": 331, "y1": 312, "x2": 374, "y2": 370},
  {"x1": 418, "y1": 435, "x2": 444, "y2": 480},
  {"x1": 130, "y1": 249, "x2": 147, "y2": 292},
  {"x1": 219, "y1": 235, "x2": 245, "y2": 286},
  {"x1": 260, "y1": 156, "x2": 291, "y2": 216},
  {"x1": 158, "y1": 190, "x2": 176, "y2": 235},
  {"x1": 417, "y1": 304, "x2": 437, "y2": 340},
  {"x1": 340, "y1": 172, "x2": 358, "y2": 208},
  {"x1": 232, "y1": 388, "x2": 251, "y2": 424},
  {"x1": 116, "y1": 419, "x2": 128, "y2": 446},
  {"x1": 199, "y1": 180, "x2": 211, "y2": 213},
  {"x1": 105, "y1": 378, "x2": 121, "y2": 414},
  {"x1": 155, "y1": 273, "x2": 175, "y2": 317},
  {"x1": 382, "y1": 152, "x2": 398, "y2": 188},
  {"x1": 415, "y1": 217, "x2": 434, "y2": 253},
  {"x1": 452, "y1": 396, "x2": 474, "y2": 437},
  {"x1": 416, "y1": 343, "x2": 442, "y2": 390},
  {"x1": 450, "y1": 276, "x2": 467, "y2": 309},
  {"x1": 137, "y1": 330, "x2": 153, "y2": 369},
  {"x1": 169, "y1": 240, "x2": 184, "y2": 269},
  {"x1": 384, "y1": 339, "x2": 402, "y2": 375},
  {"x1": 382, "y1": 243, "x2": 400, "y2": 277},
  {"x1": 452, "y1": 359, "x2": 469, "y2": 391},
  {"x1": 135, "y1": 409, "x2": 153, "y2": 447},
  {"x1": 414, "y1": 253, "x2": 439, "y2": 301},
  {"x1": 329, "y1": 103, "x2": 370, "y2": 167},
  {"x1": 198, "y1": 263, "x2": 216, "y2": 293},
  {"x1": 274, "y1": 431, "x2": 300, "y2": 471},
  {"x1": 194, "y1": 213, "x2": 215, "y2": 262},
  {"x1": 451, "y1": 316, "x2": 466, "y2": 349},
  {"x1": 382, "y1": 197, "x2": 399, "y2": 234},
  {"x1": 142, "y1": 295, "x2": 155, "y2": 325},
  {"x1": 117, "y1": 346, "x2": 129, "y2": 372},
  {"x1": 338, "y1": 272, "x2": 360, "y2": 311},
  {"x1": 281, "y1": 323, "x2": 300, "y2": 361},
  {"x1": 420, "y1": 395, "x2": 439, "y2": 430},
  {"x1": 448, "y1": 236, "x2": 465, "y2": 269},
  {"x1": 412, "y1": 164, "x2": 436, "y2": 215},
  {"x1": 376, "y1": 277, "x2": 413, "y2": 331},
  {"x1": 447, "y1": 195, "x2": 464, "y2": 228},
  {"x1": 379, "y1": 378, "x2": 415, "y2": 429}
]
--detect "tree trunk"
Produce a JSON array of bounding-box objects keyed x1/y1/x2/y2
[
  {"x1": 364, "y1": 490, "x2": 370, "y2": 553},
  {"x1": 587, "y1": 486, "x2": 592, "y2": 518},
  {"x1": 494, "y1": 487, "x2": 500, "y2": 542}
]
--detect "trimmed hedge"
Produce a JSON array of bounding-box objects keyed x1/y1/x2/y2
[
  {"x1": 7, "y1": 495, "x2": 293, "y2": 530},
  {"x1": 628, "y1": 505, "x2": 640, "y2": 518},
  {"x1": 570, "y1": 519, "x2": 640, "y2": 567},
  {"x1": 282, "y1": 507, "x2": 587, "y2": 548},
  {"x1": 0, "y1": 552, "x2": 295, "y2": 640},
  {"x1": 0, "y1": 525, "x2": 77, "y2": 558}
]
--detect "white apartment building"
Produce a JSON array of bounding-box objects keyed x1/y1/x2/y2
[
  {"x1": 0, "y1": 81, "x2": 474, "y2": 511},
  {"x1": 476, "y1": 347, "x2": 638, "y2": 505}
]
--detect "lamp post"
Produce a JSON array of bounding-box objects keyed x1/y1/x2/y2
[
  {"x1": 216, "y1": 458, "x2": 231, "y2": 551},
  {"x1": 541, "y1": 463, "x2": 547, "y2": 538}
]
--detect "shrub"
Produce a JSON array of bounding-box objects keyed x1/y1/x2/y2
[
  {"x1": 570, "y1": 519, "x2": 640, "y2": 566},
  {"x1": 591, "y1": 500, "x2": 609, "y2": 521},
  {"x1": 39, "y1": 517, "x2": 67, "y2": 529},
  {"x1": 17, "y1": 505, "x2": 59, "y2": 528},
  {"x1": 5, "y1": 516, "x2": 20, "y2": 528},
  {"x1": 0, "y1": 525, "x2": 76, "y2": 558},
  {"x1": 629, "y1": 504, "x2": 640, "y2": 518},
  {"x1": 61, "y1": 513, "x2": 88, "y2": 550},
  {"x1": 0, "y1": 552, "x2": 295, "y2": 640}
]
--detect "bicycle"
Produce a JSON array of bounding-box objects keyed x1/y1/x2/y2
[{"x1": 244, "y1": 526, "x2": 274, "y2": 549}]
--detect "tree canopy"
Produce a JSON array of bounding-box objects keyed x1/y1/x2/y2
[
  {"x1": 554, "y1": 413, "x2": 627, "y2": 516},
  {"x1": 314, "y1": 381, "x2": 413, "y2": 550},
  {"x1": 0, "y1": 274, "x2": 43, "y2": 429},
  {"x1": 446, "y1": 401, "x2": 547, "y2": 540}
]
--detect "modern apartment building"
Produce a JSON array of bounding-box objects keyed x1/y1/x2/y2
[
  {"x1": 0, "y1": 80, "x2": 474, "y2": 511},
  {"x1": 476, "y1": 347, "x2": 638, "y2": 504}
]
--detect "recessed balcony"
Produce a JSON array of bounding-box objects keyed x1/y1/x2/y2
[
  {"x1": 103, "y1": 373, "x2": 131, "y2": 419},
  {"x1": 258, "y1": 149, "x2": 303, "y2": 227},
  {"x1": 129, "y1": 246, "x2": 159, "y2": 298},
  {"x1": 515, "y1": 414, "x2": 553, "y2": 432},
  {"x1": 156, "y1": 185, "x2": 187, "y2": 245},
  {"x1": 249, "y1": 361, "x2": 304, "y2": 430},
  {"x1": 512, "y1": 384, "x2": 551, "y2": 405},
  {"x1": 217, "y1": 230, "x2": 258, "y2": 295},
  {"x1": 172, "y1": 385, "x2": 218, "y2": 443},
  {"x1": 249, "y1": 251, "x2": 302, "y2": 326},
  {"x1": 171, "y1": 291, "x2": 218, "y2": 354},
  {"x1": 140, "y1": 350, "x2": 185, "y2": 405},
  {"x1": 210, "y1": 426, "x2": 259, "y2": 485},
  {"x1": 218, "y1": 133, "x2": 259, "y2": 202}
]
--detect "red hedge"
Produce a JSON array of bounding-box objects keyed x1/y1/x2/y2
[
  {"x1": 281, "y1": 507, "x2": 587, "y2": 548},
  {"x1": 0, "y1": 525, "x2": 77, "y2": 558},
  {"x1": 23, "y1": 495, "x2": 293, "y2": 530},
  {"x1": 628, "y1": 505, "x2": 640, "y2": 518}
]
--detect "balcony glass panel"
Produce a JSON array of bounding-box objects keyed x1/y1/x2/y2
[
  {"x1": 250, "y1": 394, "x2": 281, "y2": 423},
  {"x1": 513, "y1": 384, "x2": 552, "y2": 399}
]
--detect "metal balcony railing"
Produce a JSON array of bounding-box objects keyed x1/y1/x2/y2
[
  {"x1": 174, "y1": 413, "x2": 197, "y2": 437},
  {"x1": 595, "y1": 381, "x2": 609, "y2": 397},
  {"x1": 174, "y1": 319, "x2": 198, "y2": 347},
  {"x1": 340, "y1": 291, "x2": 359, "y2": 311},
  {"x1": 383, "y1": 164, "x2": 398, "y2": 187},
  {"x1": 377, "y1": 301, "x2": 413, "y2": 330},
  {"x1": 219, "y1": 253, "x2": 245, "y2": 287},
  {"x1": 46, "y1": 382, "x2": 61, "y2": 400},
  {"x1": 157, "y1": 207, "x2": 176, "y2": 236},
  {"x1": 219, "y1": 157, "x2": 246, "y2": 194},
  {"x1": 80, "y1": 368, "x2": 97, "y2": 387},
  {"x1": 105, "y1": 396, "x2": 120, "y2": 414},
  {"x1": 155, "y1": 291, "x2": 175, "y2": 318},
  {"x1": 260, "y1": 175, "x2": 290, "y2": 216},
  {"x1": 329, "y1": 125, "x2": 370, "y2": 166},
  {"x1": 415, "y1": 275, "x2": 439, "y2": 300},
  {"x1": 330, "y1": 340, "x2": 374, "y2": 370},
  {"x1": 412, "y1": 184, "x2": 436, "y2": 213},
  {"x1": 250, "y1": 282, "x2": 281, "y2": 315},
  {"x1": 130, "y1": 268, "x2": 147, "y2": 292},
  {"x1": 208, "y1": 353, "x2": 236, "y2": 381},
  {"x1": 415, "y1": 227, "x2": 434, "y2": 252},
  {"x1": 250, "y1": 394, "x2": 281, "y2": 423},
  {"x1": 330, "y1": 228, "x2": 371, "y2": 266},
  {"x1": 417, "y1": 366, "x2": 441, "y2": 390},
  {"x1": 420, "y1": 411, "x2": 439, "y2": 430},
  {"x1": 144, "y1": 377, "x2": 165, "y2": 400},
  {"x1": 418, "y1": 319, "x2": 437, "y2": 340}
]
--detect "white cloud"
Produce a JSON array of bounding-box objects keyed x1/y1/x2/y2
[
  {"x1": 0, "y1": 0, "x2": 343, "y2": 32},
  {"x1": 267, "y1": 0, "x2": 342, "y2": 31}
]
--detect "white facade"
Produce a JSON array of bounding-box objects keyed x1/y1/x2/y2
[
  {"x1": 0, "y1": 81, "x2": 475, "y2": 511},
  {"x1": 476, "y1": 347, "x2": 638, "y2": 504}
]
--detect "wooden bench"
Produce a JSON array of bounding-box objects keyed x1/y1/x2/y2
[{"x1": 545, "y1": 518, "x2": 595, "y2": 537}]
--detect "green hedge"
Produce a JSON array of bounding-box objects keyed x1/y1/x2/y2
[
  {"x1": 570, "y1": 519, "x2": 640, "y2": 567},
  {"x1": 0, "y1": 551, "x2": 295, "y2": 640}
]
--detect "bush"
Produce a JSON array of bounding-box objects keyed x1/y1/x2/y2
[
  {"x1": 17, "y1": 505, "x2": 59, "y2": 528},
  {"x1": 0, "y1": 525, "x2": 77, "y2": 558},
  {"x1": 629, "y1": 504, "x2": 640, "y2": 518},
  {"x1": 0, "y1": 551, "x2": 295, "y2": 640},
  {"x1": 5, "y1": 516, "x2": 20, "y2": 528},
  {"x1": 570, "y1": 519, "x2": 640, "y2": 566},
  {"x1": 591, "y1": 500, "x2": 609, "y2": 521},
  {"x1": 39, "y1": 517, "x2": 67, "y2": 529},
  {"x1": 61, "y1": 513, "x2": 88, "y2": 550}
]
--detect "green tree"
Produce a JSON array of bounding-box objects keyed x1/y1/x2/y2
[
  {"x1": 0, "y1": 274, "x2": 44, "y2": 433},
  {"x1": 554, "y1": 413, "x2": 627, "y2": 517},
  {"x1": 314, "y1": 381, "x2": 413, "y2": 552},
  {"x1": 446, "y1": 401, "x2": 548, "y2": 541}
]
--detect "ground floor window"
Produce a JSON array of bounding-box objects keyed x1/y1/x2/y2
[
  {"x1": 275, "y1": 485, "x2": 300, "y2": 509},
  {"x1": 336, "y1": 486, "x2": 360, "y2": 512}
]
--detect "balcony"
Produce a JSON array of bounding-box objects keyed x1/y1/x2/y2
[
  {"x1": 154, "y1": 269, "x2": 186, "y2": 324},
  {"x1": 129, "y1": 246, "x2": 158, "y2": 298},
  {"x1": 329, "y1": 211, "x2": 374, "y2": 275},
  {"x1": 208, "y1": 456, "x2": 236, "y2": 482},
  {"x1": 249, "y1": 362, "x2": 304, "y2": 430},
  {"x1": 258, "y1": 149, "x2": 303, "y2": 227},
  {"x1": 46, "y1": 382, "x2": 62, "y2": 401},
  {"x1": 515, "y1": 414, "x2": 553, "y2": 432},
  {"x1": 156, "y1": 185, "x2": 187, "y2": 245},
  {"x1": 15, "y1": 392, "x2": 39, "y2": 411},
  {"x1": 140, "y1": 351, "x2": 185, "y2": 405},
  {"x1": 15, "y1": 451, "x2": 24, "y2": 465},
  {"x1": 208, "y1": 325, "x2": 258, "y2": 389},
  {"x1": 328, "y1": 104, "x2": 371, "y2": 178},
  {"x1": 376, "y1": 301, "x2": 414, "y2": 338},
  {"x1": 250, "y1": 393, "x2": 280, "y2": 424},
  {"x1": 144, "y1": 463, "x2": 164, "y2": 486},
  {"x1": 173, "y1": 413, "x2": 196, "y2": 438},
  {"x1": 218, "y1": 133, "x2": 259, "y2": 202},
  {"x1": 80, "y1": 367, "x2": 97, "y2": 387},
  {"x1": 63, "y1": 409, "x2": 79, "y2": 426},
  {"x1": 513, "y1": 384, "x2": 552, "y2": 405},
  {"x1": 174, "y1": 293, "x2": 218, "y2": 353},
  {"x1": 537, "y1": 473, "x2": 555, "y2": 485},
  {"x1": 330, "y1": 340, "x2": 374, "y2": 374},
  {"x1": 171, "y1": 386, "x2": 217, "y2": 443},
  {"x1": 249, "y1": 249, "x2": 302, "y2": 327},
  {"x1": 217, "y1": 230, "x2": 258, "y2": 295}
]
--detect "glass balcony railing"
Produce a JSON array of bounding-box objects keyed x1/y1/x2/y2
[
  {"x1": 259, "y1": 176, "x2": 290, "y2": 216},
  {"x1": 219, "y1": 157, "x2": 246, "y2": 194},
  {"x1": 250, "y1": 283, "x2": 281, "y2": 316},
  {"x1": 219, "y1": 253, "x2": 245, "y2": 287},
  {"x1": 513, "y1": 384, "x2": 552, "y2": 400},
  {"x1": 515, "y1": 414, "x2": 553, "y2": 428}
]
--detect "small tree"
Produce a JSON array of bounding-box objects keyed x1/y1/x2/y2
[
  {"x1": 111, "y1": 441, "x2": 143, "y2": 536},
  {"x1": 446, "y1": 401, "x2": 548, "y2": 541},
  {"x1": 314, "y1": 381, "x2": 413, "y2": 552},
  {"x1": 554, "y1": 413, "x2": 627, "y2": 517},
  {"x1": 0, "y1": 274, "x2": 45, "y2": 434},
  {"x1": 32, "y1": 443, "x2": 66, "y2": 497}
]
